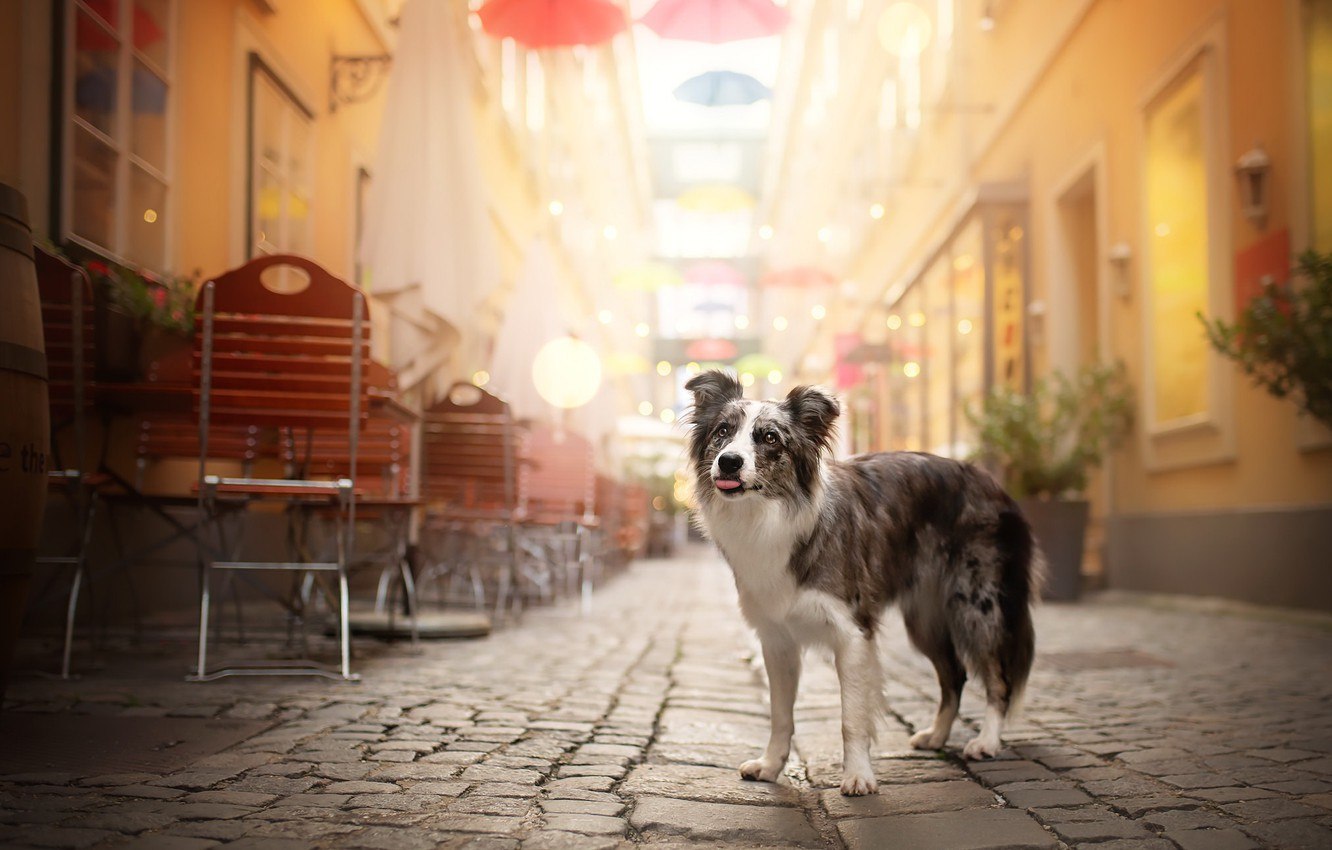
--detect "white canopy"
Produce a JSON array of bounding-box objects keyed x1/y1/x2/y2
[{"x1": 360, "y1": 0, "x2": 500, "y2": 385}]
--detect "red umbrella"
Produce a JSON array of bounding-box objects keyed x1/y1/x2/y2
[
  {"x1": 478, "y1": 0, "x2": 627, "y2": 48},
  {"x1": 759, "y1": 266, "x2": 836, "y2": 288},
  {"x1": 641, "y1": 0, "x2": 790, "y2": 44}
]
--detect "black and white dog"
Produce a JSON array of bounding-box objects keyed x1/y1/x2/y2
[{"x1": 685, "y1": 370, "x2": 1039, "y2": 796}]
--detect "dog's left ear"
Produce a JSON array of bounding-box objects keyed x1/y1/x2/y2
[{"x1": 783, "y1": 385, "x2": 840, "y2": 446}]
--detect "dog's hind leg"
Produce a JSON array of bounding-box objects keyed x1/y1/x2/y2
[
  {"x1": 741, "y1": 628, "x2": 800, "y2": 783},
  {"x1": 834, "y1": 631, "x2": 882, "y2": 796},
  {"x1": 905, "y1": 617, "x2": 966, "y2": 751}
]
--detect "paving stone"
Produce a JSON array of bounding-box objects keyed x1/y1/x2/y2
[
  {"x1": 115, "y1": 835, "x2": 221, "y2": 849},
  {"x1": 108, "y1": 784, "x2": 188, "y2": 800},
  {"x1": 185, "y1": 790, "x2": 278, "y2": 806},
  {"x1": 404, "y1": 781, "x2": 471, "y2": 796},
  {"x1": 1240, "y1": 818, "x2": 1332, "y2": 849},
  {"x1": 5, "y1": 826, "x2": 116, "y2": 848},
  {"x1": 629, "y1": 796, "x2": 823, "y2": 848},
  {"x1": 1167, "y1": 828, "x2": 1261, "y2": 850},
  {"x1": 163, "y1": 821, "x2": 249, "y2": 842},
  {"x1": 344, "y1": 792, "x2": 444, "y2": 812},
  {"x1": 837, "y1": 808, "x2": 1057, "y2": 850},
  {"x1": 1140, "y1": 807, "x2": 1235, "y2": 830},
  {"x1": 542, "y1": 776, "x2": 615, "y2": 794},
  {"x1": 539, "y1": 798, "x2": 625, "y2": 817},
  {"x1": 620, "y1": 763, "x2": 802, "y2": 807},
  {"x1": 1046, "y1": 815, "x2": 1155, "y2": 842},
  {"x1": 325, "y1": 780, "x2": 402, "y2": 794},
  {"x1": 995, "y1": 781, "x2": 1093, "y2": 809},
  {"x1": 539, "y1": 813, "x2": 626, "y2": 835},
  {"x1": 1222, "y1": 797, "x2": 1326, "y2": 820},
  {"x1": 62, "y1": 811, "x2": 179, "y2": 833},
  {"x1": 819, "y1": 780, "x2": 998, "y2": 818},
  {"x1": 448, "y1": 796, "x2": 530, "y2": 816},
  {"x1": 458, "y1": 766, "x2": 543, "y2": 785},
  {"x1": 520, "y1": 833, "x2": 619, "y2": 850},
  {"x1": 556, "y1": 763, "x2": 627, "y2": 779}
]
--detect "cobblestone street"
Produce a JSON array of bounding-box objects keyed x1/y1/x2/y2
[{"x1": 3, "y1": 548, "x2": 1332, "y2": 850}]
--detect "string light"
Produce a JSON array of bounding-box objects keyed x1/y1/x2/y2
[
  {"x1": 773, "y1": 316, "x2": 788, "y2": 331},
  {"x1": 887, "y1": 314, "x2": 902, "y2": 330},
  {"x1": 656, "y1": 360, "x2": 672, "y2": 376}
]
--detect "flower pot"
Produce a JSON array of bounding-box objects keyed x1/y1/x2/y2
[
  {"x1": 1018, "y1": 497, "x2": 1089, "y2": 601},
  {"x1": 95, "y1": 302, "x2": 141, "y2": 382},
  {"x1": 138, "y1": 326, "x2": 193, "y2": 384}
]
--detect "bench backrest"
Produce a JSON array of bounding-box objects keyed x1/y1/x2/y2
[{"x1": 420, "y1": 383, "x2": 525, "y2": 516}]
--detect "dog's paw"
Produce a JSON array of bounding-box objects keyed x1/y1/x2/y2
[
  {"x1": 962, "y1": 736, "x2": 1000, "y2": 760},
  {"x1": 840, "y1": 770, "x2": 878, "y2": 797},
  {"x1": 739, "y1": 758, "x2": 784, "y2": 783},
  {"x1": 909, "y1": 728, "x2": 947, "y2": 750}
]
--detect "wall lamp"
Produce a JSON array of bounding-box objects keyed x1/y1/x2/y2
[
  {"x1": 1235, "y1": 144, "x2": 1272, "y2": 231},
  {"x1": 1108, "y1": 241, "x2": 1132, "y2": 300},
  {"x1": 329, "y1": 54, "x2": 393, "y2": 113}
]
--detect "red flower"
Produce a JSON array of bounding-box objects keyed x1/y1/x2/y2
[
  {"x1": 153, "y1": 287, "x2": 167, "y2": 308},
  {"x1": 87, "y1": 261, "x2": 109, "y2": 276}
]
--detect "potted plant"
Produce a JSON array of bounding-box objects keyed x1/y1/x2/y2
[
  {"x1": 1200, "y1": 250, "x2": 1332, "y2": 431},
  {"x1": 966, "y1": 362, "x2": 1134, "y2": 600},
  {"x1": 87, "y1": 260, "x2": 199, "y2": 383}
]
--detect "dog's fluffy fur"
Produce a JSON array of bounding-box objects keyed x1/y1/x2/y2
[{"x1": 685, "y1": 370, "x2": 1039, "y2": 796}]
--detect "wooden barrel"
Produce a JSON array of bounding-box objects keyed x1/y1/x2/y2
[{"x1": 0, "y1": 183, "x2": 48, "y2": 701}]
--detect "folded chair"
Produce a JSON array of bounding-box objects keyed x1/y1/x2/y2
[
  {"x1": 32, "y1": 247, "x2": 98, "y2": 678},
  {"x1": 523, "y1": 424, "x2": 599, "y2": 612},
  {"x1": 191, "y1": 254, "x2": 368, "y2": 681},
  {"x1": 418, "y1": 383, "x2": 528, "y2": 617},
  {"x1": 281, "y1": 360, "x2": 418, "y2": 644}
]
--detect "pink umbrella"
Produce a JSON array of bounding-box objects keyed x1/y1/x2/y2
[
  {"x1": 684, "y1": 260, "x2": 746, "y2": 287},
  {"x1": 686, "y1": 338, "x2": 738, "y2": 361},
  {"x1": 759, "y1": 266, "x2": 837, "y2": 289},
  {"x1": 479, "y1": 0, "x2": 627, "y2": 48},
  {"x1": 641, "y1": 0, "x2": 790, "y2": 44}
]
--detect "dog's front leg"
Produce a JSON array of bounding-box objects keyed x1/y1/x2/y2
[
  {"x1": 834, "y1": 632, "x2": 881, "y2": 796},
  {"x1": 740, "y1": 628, "x2": 800, "y2": 783}
]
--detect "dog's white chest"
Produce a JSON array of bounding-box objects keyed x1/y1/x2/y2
[{"x1": 704, "y1": 499, "x2": 843, "y2": 643}]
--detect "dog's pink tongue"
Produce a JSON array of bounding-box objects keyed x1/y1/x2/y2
[{"x1": 715, "y1": 479, "x2": 741, "y2": 490}]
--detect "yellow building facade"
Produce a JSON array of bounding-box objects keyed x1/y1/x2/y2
[{"x1": 842, "y1": 0, "x2": 1332, "y2": 609}]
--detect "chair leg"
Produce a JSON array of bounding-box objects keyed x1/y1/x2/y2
[
  {"x1": 398, "y1": 555, "x2": 419, "y2": 646},
  {"x1": 337, "y1": 567, "x2": 352, "y2": 680},
  {"x1": 194, "y1": 560, "x2": 212, "y2": 680},
  {"x1": 60, "y1": 561, "x2": 84, "y2": 680}
]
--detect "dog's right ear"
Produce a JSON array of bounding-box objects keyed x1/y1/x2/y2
[{"x1": 685, "y1": 370, "x2": 743, "y2": 419}]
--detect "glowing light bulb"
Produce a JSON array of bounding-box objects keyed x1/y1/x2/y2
[
  {"x1": 773, "y1": 316, "x2": 788, "y2": 332},
  {"x1": 887, "y1": 314, "x2": 902, "y2": 330}
]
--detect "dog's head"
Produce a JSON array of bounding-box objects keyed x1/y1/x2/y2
[{"x1": 684, "y1": 370, "x2": 839, "y2": 508}]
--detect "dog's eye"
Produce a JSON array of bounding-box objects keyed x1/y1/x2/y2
[
  {"x1": 715, "y1": 424, "x2": 730, "y2": 439},
  {"x1": 763, "y1": 430, "x2": 779, "y2": 445}
]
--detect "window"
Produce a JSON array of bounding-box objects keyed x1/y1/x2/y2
[
  {"x1": 1143, "y1": 60, "x2": 1211, "y2": 428},
  {"x1": 64, "y1": 0, "x2": 173, "y2": 270},
  {"x1": 1308, "y1": 0, "x2": 1332, "y2": 251},
  {"x1": 248, "y1": 56, "x2": 314, "y2": 260}
]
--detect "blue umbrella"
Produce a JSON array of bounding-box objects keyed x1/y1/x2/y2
[{"x1": 673, "y1": 70, "x2": 772, "y2": 107}]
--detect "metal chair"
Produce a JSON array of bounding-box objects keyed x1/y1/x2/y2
[
  {"x1": 191, "y1": 254, "x2": 368, "y2": 681},
  {"x1": 32, "y1": 247, "x2": 98, "y2": 678},
  {"x1": 418, "y1": 382, "x2": 527, "y2": 618}
]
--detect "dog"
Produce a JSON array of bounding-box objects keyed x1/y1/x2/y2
[{"x1": 684, "y1": 370, "x2": 1039, "y2": 796}]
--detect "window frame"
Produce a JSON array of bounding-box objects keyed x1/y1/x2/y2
[
  {"x1": 59, "y1": 0, "x2": 176, "y2": 271},
  {"x1": 245, "y1": 51, "x2": 315, "y2": 259},
  {"x1": 1135, "y1": 18, "x2": 1236, "y2": 471}
]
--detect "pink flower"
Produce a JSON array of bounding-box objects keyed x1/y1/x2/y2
[{"x1": 153, "y1": 287, "x2": 167, "y2": 308}]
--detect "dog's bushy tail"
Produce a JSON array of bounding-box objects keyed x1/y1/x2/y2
[{"x1": 995, "y1": 508, "x2": 1038, "y2": 716}]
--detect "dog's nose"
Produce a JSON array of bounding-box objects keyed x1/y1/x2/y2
[{"x1": 718, "y1": 452, "x2": 743, "y2": 475}]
